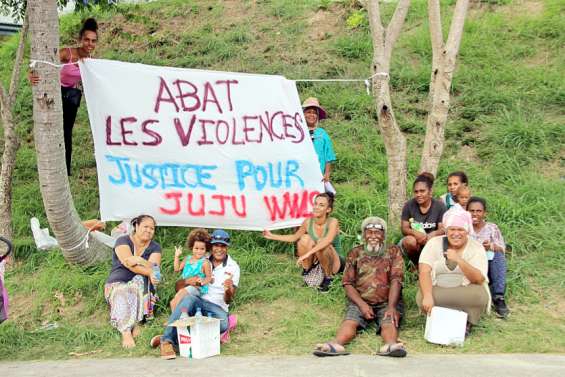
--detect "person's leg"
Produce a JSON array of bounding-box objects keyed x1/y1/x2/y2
[
  {"x1": 161, "y1": 294, "x2": 202, "y2": 345},
  {"x1": 432, "y1": 285, "x2": 489, "y2": 325},
  {"x1": 316, "y1": 245, "x2": 339, "y2": 277},
  {"x1": 169, "y1": 289, "x2": 188, "y2": 311},
  {"x1": 61, "y1": 91, "x2": 79, "y2": 176},
  {"x1": 296, "y1": 234, "x2": 316, "y2": 270},
  {"x1": 335, "y1": 320, "x2": 360, "y2": 346},
  {"x1": 490, "y1": 252, "x2": 509, "y2": 317},
  {"x1": 401, "y1": 236, "x2": 421, "y2": 266},
  {"x1": 199, "y1": 300, "x2": 229, "y2": 333}
]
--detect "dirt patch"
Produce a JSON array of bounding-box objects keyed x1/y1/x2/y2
[
  {"x1": 308, "y1": 8, "x2": 344, "y2": 41},
  {"x1": 501, "y1": 0, "x2": 544, "y2": 18}
]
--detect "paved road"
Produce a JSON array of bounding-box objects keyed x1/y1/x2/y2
[{"x1": 3, "y1": 354, "x2": 564, "y2": 377}]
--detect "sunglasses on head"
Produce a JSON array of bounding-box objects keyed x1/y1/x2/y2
[
  {"x1": 212, "y1": 234, "x2": 230, "y2": 243},
  {"x1": 365, "y1": 223, "x2": 384, "y2": 231}
]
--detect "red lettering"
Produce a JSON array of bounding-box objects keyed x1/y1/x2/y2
[
  {"x1": 243, "y1": 115, "x2": 260, "y2": 143},
  {"x1": 263, "y1": 191, "x2": 317, "y2": 221},
  {"x1": 208, "y1": 194, "x2": 228, "y2": 216},
  {"x1": 174, "y1": 115, "x2": 197, "y2": 146},
  {"x1": 154, "y1": 76, "x2": 179, "y2": 113},
  {"x1": 141, "y1": 119, "x2": 162, "y2": 146},
  {"x1": 231, "y1": 117, "x2": 245, "y2": 145},
  {"x1": 293, "y1": 112, "x2": 305, "y2": 143},
  {"x1": 197, "y1": 119, "x2": 215, "y2": 145},
  {"x1": 187, "y1": 193, "x2": 205, "y2": 216},
  {"x1": 120, "y1": 117, "x2": 138, "y2": 146},
  {"x1": 231, "y1": 195, "x2": 247, "y2": 218},
  {"x1": 202, "y1": 81, "x2": 223, "y2": 113},
  {"x1": 283, "y1": 114, "x2": 295, "y2": 140},
  {"x1": 159, "y1": 192, "x2": 182, "y2": 215},
  {"x1": 173, "y1": 80, "x2": 200, "y2": 112},
  {"x1": 259, "y1": 112, "x2": 275, "y2": 142},
  {"x1": 105, "y1": 116, "x2": 121, "y2": 145},
  {"x1": 269, "y1": 111, "x2": 284, "y2": 140},
  {"x1": 215, "y1": 120, "x2": 230, "y2": 145},
  {"x1": 215, "y1": 80, "x2": 238, "y2": 111}
]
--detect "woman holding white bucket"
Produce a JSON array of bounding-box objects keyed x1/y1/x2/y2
[{"x1": 416, "y1": 206, "x2": 490, "y2": 334}]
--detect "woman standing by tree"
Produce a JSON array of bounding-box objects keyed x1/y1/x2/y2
[{"x1": 29, "y1": 17, "x2": 98, "y2": 176}]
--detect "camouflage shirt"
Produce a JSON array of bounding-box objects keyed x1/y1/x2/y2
[{"x1": 342, "y1": 245, "x2": 404, "y2": 305}]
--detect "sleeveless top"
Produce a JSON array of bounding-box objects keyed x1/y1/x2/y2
[
  {"x1": 181, "y1": 257, "x2": 208, "y2": 294},
  {"x1": 60, "y1": 48, "x2": 82, "y2": 88},
  {"x1": 308, "y1": 218, "x2": 343, "y2": 257}
]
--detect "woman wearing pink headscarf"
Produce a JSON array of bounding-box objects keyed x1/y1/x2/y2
[{"x1": 416, "y1": 207, "x2": 490, "y2": 333}]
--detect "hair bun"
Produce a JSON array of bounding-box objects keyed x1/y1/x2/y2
[
  {"x1": 418, "y1": 172, "x2": 435, "y2": 185},
  {"x1": 83, "y1": 18, "x2": 98, "y2": 31}
]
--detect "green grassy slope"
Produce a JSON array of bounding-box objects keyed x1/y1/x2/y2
[{"x1": 0, "y1": 0, "x2": 563, "y2": 359}]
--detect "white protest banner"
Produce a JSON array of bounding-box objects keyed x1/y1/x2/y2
[{"x1": 80, "y1": 59, "x2": 324, "y2": 230}]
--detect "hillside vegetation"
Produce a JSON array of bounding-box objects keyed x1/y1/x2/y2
[{"x1": 0, "y1": 0, "x2": 563, "y2": 359}]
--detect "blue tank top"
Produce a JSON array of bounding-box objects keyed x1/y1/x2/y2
[{"x1": 181, "y1": 257, "x2": 208, "y2": 294}]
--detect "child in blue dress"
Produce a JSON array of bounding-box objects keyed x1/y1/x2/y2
[{"x1": 170, "y1": 228, "x2": 212, "y2": 310}]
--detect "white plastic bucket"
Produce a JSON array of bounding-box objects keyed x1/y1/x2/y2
[{"x1": 424, "y1": 306, "x2": 467, "y2": 346}]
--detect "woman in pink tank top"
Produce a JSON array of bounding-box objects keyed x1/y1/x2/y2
[{"x1": 30, "y1": 18, "x2": 98, "y2": 176}]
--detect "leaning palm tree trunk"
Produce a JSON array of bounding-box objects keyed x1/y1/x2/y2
[{"x1": 28, "y1": 0, "x2": 109, "y2": 265}]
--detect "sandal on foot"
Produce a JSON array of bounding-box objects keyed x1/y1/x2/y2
[
  {"x1": 313, "y1": 342, "x2": 350, "y2": 357},
  {"x1": 377, "y1": 343, "x2": 407, "y2": 358}
]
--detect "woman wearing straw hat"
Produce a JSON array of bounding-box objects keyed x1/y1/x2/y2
[{"x1": 302, "y1": 97, "x2": 336, "y2": 188}]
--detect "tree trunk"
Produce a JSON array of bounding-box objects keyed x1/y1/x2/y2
[
  {"x1": 367, "y1": 0, "x2": 410, "y2": 228},
  {"x1": 27, "y1": 0, "x2": 109, "y2": 265},
  {"x1": 420, "y1": 0, "x2": 469, "y2": 176},
  {"x1": 0, "y1": 15, "x2": 28, "y2": 253}
]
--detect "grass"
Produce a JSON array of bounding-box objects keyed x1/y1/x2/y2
[{"x1": 0, "y1": 0, "x2": 564, "y2": 360}]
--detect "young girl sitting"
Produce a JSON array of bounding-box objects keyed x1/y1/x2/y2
[
  {"x1": 468, "y1": 196, "x2": 509, "y2": 319},
  {"x1": 170, "y1": 228, "x2": 213, "y2": 311},
  {"x1": 440, "y1": 171, "x2": 469, "y2": 210}
]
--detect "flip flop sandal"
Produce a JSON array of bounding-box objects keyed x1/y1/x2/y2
[
  {"x1": 313, "y1": 343, "x2": 350, "y2": 357},
  {"x1": 377, "y1": 343, "x2": 407, "y2": 358}
]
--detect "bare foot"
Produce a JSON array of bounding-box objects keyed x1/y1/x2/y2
[
  {"x1": 121, "y1": 331, "x2": 136, "y2": 348},
  {"x1": 131, "y1": 325, "x2": 141, "y2": 338}
]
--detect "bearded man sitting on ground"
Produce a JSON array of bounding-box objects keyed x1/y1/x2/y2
[{"x1": 313, "y1": 216, "x2": 407, "y2": 357}]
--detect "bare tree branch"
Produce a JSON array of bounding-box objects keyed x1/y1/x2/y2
[
  {"x1": 384, "y1": 0, "x2": 411, "y2": 65},
  {"x1": 8, "y1": 12, "x2": 28, "y2": 108},
  {"x1": 445, "y1": 0, "x2": 469, "y2": 61}
]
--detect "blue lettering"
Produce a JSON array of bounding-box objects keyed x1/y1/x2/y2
[
  {"x1": 235, "y1": 160, "x2": 255, "y2": 190},
  {"x1": 285, "y1": 160, "x2": 304, "y2": 188},
  {"x1": 106, "y1": 155, "x2": 129, "y2": 185},
  {"x1": 196, "y1": 165, "x2": 217, "y2": 190},
  {"x1": 142, "y1": 164, "x2": 159, "y2": 189}
]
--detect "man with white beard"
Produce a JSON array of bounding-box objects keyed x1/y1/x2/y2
[{"x1": 313, "y1": 216, "x2": 407, "y2": 357}]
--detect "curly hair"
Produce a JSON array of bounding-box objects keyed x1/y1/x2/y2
[{"x1": 186, "y1": 228, "x2": 211, "y2": 251}]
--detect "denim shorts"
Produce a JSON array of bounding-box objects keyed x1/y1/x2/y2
[{"x1": 345, "y1": 300, "x2": 404, "y2": 334}]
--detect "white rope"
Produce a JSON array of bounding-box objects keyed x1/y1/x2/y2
[
  {"x1": 64, "y1": 228, "x2": 92, "y2": 252},
  {"x1": 30, "y1": 59, "x2": 390, "y2": 95},
  {"x1": 29, "y1": 60, "x2": 76, "y2": 69},
  {"x1": 294, "y1": 72, "x2": 389, "y2": 95}
]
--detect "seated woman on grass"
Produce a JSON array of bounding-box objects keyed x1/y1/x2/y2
[
  {"x1": 417, "y1": 207, "x2": 490, "y2": 335},
  {"x1": 263, "y1": 192, "x2": 343, "y2": 292},
  {"x1": 468, "y1": 196, "x2": 510, "y2": 318},
  {"x1": 105, "y1": 214, "x2": 161, "y2": 348},
  {"x1": 400, "y1": 173, "x2": 446, "y2": 267}
]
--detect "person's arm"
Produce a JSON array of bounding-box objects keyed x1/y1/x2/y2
[
  {"x1": 401, "y1": 219, "x2": 427, "y2": 244},
  {"x1": 296, "y1": 219, "x2": 338, "y2": 262},
  {"x1": 173, "y1": 246, "x2": 183, "y2": 272},
  {"x1": 446, "y1": 247, "x2": 485, "y2": 284},
  {"x1": 427, "y1": 223, "x2": 445, "y2": 239},
  {"x1": 323, "y1": 162, "x2": 331, "y2": 182},
  {"x1": 115, "y1": 244, "x2": 152, "y2": 277},
  {"x1": 418, "y1": 263, "x2": 434, "y2": 315},
  {"x1": 223, "y1": 276, "x2": 237, "y2": 304},
  {"x1": 342, "y1": 249, "x2": 374, "y2": 319},
  {"x1": 263, "y1": 220, "x2": 307, "y2": 243},
  {"x1": 200, "y1": 260, "x2": 213, "y2": 286}
]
